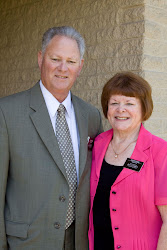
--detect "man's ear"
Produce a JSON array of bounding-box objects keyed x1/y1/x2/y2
[
  {"x1": 77, "y1": 59, "x2": 84, "y2": 76},
  {"x1": 38, "y1": 51, "x2": 43, "y2": 70}
]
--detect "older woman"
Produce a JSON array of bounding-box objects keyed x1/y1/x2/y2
[{"x1": 88, "y1": 72, "x2": 167, "y2": 250}]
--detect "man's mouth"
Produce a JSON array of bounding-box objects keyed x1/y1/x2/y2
[{"x1": 56, "y1": 75, "x2": 68, "y2": 79}]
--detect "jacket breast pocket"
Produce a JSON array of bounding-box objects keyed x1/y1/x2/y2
[{"x1": 5, "y1": 220, "x2": 29, "y2": 239}]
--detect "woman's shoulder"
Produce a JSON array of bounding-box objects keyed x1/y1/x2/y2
[
  {"x1": 94, "y1": 129, "x2": 113, "y2": 142},
  {"x1": 151, "y1": 134, "x2": 167, "y2": 151},
  {"x1": 139, "y1": 124, "x2": 167, "y2": 151}
]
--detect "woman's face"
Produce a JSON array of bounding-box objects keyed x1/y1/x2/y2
[{"x1": 107, "y1": 95, "x2": 142, "y2": 134}]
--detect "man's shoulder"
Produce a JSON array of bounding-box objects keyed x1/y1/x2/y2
[{"x1": 0, "y1": 83, "x2": 38, "y2": 108}]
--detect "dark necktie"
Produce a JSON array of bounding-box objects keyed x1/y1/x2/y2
[{"x1": 56, "y1": 104, "x2": 77, "y2": 229}]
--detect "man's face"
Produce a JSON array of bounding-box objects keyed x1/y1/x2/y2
[{"x1": 38, "y1": 35, "x2": 84, "y2": 102}]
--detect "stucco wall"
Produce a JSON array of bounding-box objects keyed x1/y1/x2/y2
[{"x1": 0, "y1": 0, "x2": 167, "y2": 139}]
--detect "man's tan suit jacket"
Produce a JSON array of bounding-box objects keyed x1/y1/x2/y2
[{"x1": 0, "y1": 82, "x2": 103, "y2": 250}]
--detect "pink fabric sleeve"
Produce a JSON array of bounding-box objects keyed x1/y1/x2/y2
[{"x1": 154, "y1": 139, "x2": 167, "y2": 205}]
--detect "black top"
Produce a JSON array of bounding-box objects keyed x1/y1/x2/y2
[{"x1": 93, "y1": 159, "x2": 123, "y2": 250}]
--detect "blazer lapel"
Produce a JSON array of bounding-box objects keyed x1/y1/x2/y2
[
  {"x1": 113, "y1": 147, "x2": 149, "y2": 186},
  {"x1": 94, "y1": 124, "x2": 152, "y2": 187},
  {"x1": 94, "y1": 131, "x2": 113, "y2": 179},
  {"x1": 29, "y1": 83, "x2": 68, "y2": 181},
  {"x1": 72, "y1": 95, "x2": 88, "y2": 179},
  {"x1": 113, "y1": 124, "x2": 151, "y2": 186}
]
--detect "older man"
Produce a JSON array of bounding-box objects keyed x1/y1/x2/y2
[{"x1": 0, "y1": 26, "x2": 103, "y2": 250}]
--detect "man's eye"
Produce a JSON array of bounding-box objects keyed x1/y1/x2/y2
[
  {"x1": 127, "y1": 103, "x2": 133, "y2": 105},
  {"x1": 52, "y1": 58, "x2": 59, "y2": 61},
  {"x1": 68, "y1": 61, "x2": 76, "y2": 64}
]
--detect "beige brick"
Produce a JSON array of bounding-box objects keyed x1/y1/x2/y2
[
  {"x1": 162, "y1": 120, "x2": 167, "y2": 134},
  {"x1": 73, "y1": 76, "x2": 99, "y2": 91},
  {"x1": 21, "y1": 69, "x2": 40, "y2": 83},
  {"x1": 0, "y1": 36, "x2": 8, "y2": 48},
  {"x1": 0, "y1": 0, "x2": 7, "y2": 10},
  {"x1": 0, "y1": 72, "x2": 9, "y2": 87},
  {"x1": 97, "y1": 74, "x2": 115, "y2": 88},
  {"x1": 115, "y1": 22, "x2": 145, "y2": 39},
  {"x1": 80, "y1": 60, "x2": 97, "y2": 76},
  {"x1": 152, "y1": 88, "x2": 167, "y2": 103},
  {"x1": 144, "y1": 119, "x2": 163, "y2": 135},
  {"x1": 74, "y1": 90, "x2": 100, "y2": 106},
  {"x1": 97, "y1": 58, "x2": 116, "y2": 74},
  {"x1": 118, "y1": 0, "x2": 144, "y2": 7},
  {"x1": 144, "y1": 119, "x2": 167, "y2": 140},
  {"x1": 87, "y1": 42, "x2": 117, "y2": 60},
  {"x1": 97, "y1": 27, "x2": 117, "y2": 43},
  {"x1": 7, "y1": 20, "x2": 24, "y2": 47},
  {"x1": 115, "y1": 56, "x2": 142, "y2": 71},
  {"x1": 162, "y1": 27, "x2": 167, "y2": 41},
  {"x1": 145, "y1": 21, "x2": 163, "y2": 40},
  {"x1": 151, "y1": 103, "x2": 167, "y2": 118},
  {"x1": 144, "y1": 39, "x2": 167, "y2": 57},
  {"x1": 145, "y1": 6, "x2": 167, "y2": 25},
  {"x1": 142, "y1": 56, "x2": 164, "y2": 71},
  {"x1": 118, "y1": 6, "x2": 144, "y2": 23},
  {"x1": 85, "y1": 76, "x2": 100, "y2": 89},
  {"x1": 145, "y1": 0, "x2": 166, "y2": 7},
  {"x1": 162, "y1": 58, "x2": 167, "y2": 72},
  {"x1": 144, "y1": 72, "x2": 167, "y2": 88},
  {"x1": 117, "y1": 38, "x2": 143, "y2": 56}
]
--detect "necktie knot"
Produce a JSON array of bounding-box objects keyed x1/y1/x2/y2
[{"x1": 57, "y1": 104, "x2": 65, "y2": 114}]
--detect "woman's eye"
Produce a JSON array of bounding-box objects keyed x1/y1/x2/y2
[
  {"x1": 111, "y1": 102, "x2": 118, "y2": 105},
  {"x1": 127, "y1": 103, "x2": 133, "y2": 105}
]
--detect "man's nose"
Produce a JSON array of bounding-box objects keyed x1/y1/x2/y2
[{"x1": 58, "y1": 61, "x2": 68, "y2": 71}]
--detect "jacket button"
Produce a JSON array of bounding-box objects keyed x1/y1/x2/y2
[
  {"x1": 115, "y1": 227, "x2": 119, "y2": 230},
  {"x1": 117, "y1": 246, "x2": 121, "y2": 249},
  {"x1": 112, "y1": 191, "x2": 116, "y2": 194},
  {"x1": 112, "y1": 209, "x2": 116, "y2": 211},
  {"x1": 59, "y1": 195, "x2": 66, "y2": 202},
  {"x1": 54, "y1": 222, "x2": 61, "y2": 229}
]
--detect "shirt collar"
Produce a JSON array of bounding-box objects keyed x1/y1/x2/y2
[{"x1": 39, "y1": 80, "x2": 72, "y2": 118}]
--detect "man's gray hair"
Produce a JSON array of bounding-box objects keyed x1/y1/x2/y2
[{"x1": 41, "y1": 26, "x2": 85, "y2": 59}]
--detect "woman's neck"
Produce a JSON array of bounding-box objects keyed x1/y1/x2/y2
[{"x1": 112, "y1": 125, "x2": 141, "y2": 144}]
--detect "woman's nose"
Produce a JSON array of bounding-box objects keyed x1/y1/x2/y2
[{"x1": 117, "y1": 104, "x2": 126, "y2": 112}]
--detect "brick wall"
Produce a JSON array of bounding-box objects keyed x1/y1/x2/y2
[
  {"x1": 0, "y1": 0, "x2": 167, "y2": 139},
  {"x1": 143, "y1": 0, "x2": 167, "y2": 140}
]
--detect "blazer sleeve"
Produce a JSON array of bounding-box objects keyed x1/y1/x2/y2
[
  {"x1": 0, "y1": 106, "x2": 9, "y2": 249},
  {"x1": 153, "y1": 139, "x2": 167, "y2": 206}
]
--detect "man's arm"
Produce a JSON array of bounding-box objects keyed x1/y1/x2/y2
[
  {"x1": 97, "y1": 109, "x2": 103, "y2": 135},
  {"x1": 0, "y1": 105, "x2": 9, "y2": 249}
]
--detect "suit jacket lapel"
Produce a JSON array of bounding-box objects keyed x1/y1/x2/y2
[
  {"x1": 29, "y1": 83, "x2": 68, "y2": 180},
  {"x1": 72, "y1": 95, "x2": 88, "y2": 179}
]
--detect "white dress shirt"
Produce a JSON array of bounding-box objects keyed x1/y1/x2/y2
[{"x1": 39, "y1": 80, "x2": 80, "y2": 183}]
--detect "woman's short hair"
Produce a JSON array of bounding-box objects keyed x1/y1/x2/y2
[
  {"x1": 101, "y1": 72, "x2": 153, "y2": 121},
  {"x1": 41, "y1": 26, "x2": 85, "y2": 59}
]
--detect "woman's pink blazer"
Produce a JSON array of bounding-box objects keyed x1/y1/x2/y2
[{"x1": 89, "y1": 124, "x2": 167, "y2": 250}]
